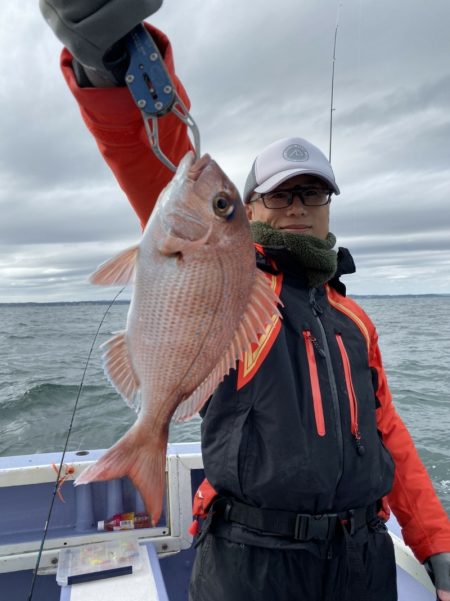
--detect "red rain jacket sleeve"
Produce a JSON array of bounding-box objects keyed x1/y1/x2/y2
[
  {"x1": 60, "y1": 23, "x2": 194, "y2": 230},
  {"x1": 370, "y1": 326, "x2": 450, "y2": 563}
]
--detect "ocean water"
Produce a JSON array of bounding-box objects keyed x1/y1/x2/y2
[{"x1": 0, "y1": 297, "x2": 449, "y2": 514}]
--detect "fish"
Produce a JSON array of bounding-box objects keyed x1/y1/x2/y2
[{"x1": 75, "y1": 151, "x2": 281, "y2": 525}]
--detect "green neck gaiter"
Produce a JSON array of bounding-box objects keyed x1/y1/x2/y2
[{"x1": 250, "y1": 221, "x2": 338, "y2": 288}]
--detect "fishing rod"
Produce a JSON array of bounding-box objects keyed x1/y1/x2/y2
[
  {"x1": 329, "y1": 1, "x2": 343, "y2": 163},
  {"x1": 27, "y1": 287, "x2": 125, "y2": 601}
]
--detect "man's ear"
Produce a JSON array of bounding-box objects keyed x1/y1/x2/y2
[{"x1": 245, "y1": 203, "x2": 253, "y2": 220}]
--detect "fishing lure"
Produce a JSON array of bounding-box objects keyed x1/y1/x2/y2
[{"x1": 51, "y1": 462, "x2": 76, "y2": 503}]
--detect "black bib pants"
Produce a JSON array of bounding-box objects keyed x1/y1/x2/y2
[{"x1": 189, "y1": 527, "x2": 397, "y2": 601}]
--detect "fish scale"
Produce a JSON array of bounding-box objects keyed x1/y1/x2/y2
[{"x1": 130, "y1": 251, "x2": 239, "y2": 403}]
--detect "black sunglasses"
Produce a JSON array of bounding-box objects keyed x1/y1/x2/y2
[{"x1": 251, "y1": 186, "x2": 332, "y2": 209}]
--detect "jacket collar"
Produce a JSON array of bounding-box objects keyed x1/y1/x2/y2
[{"x1": 254, "y1": 244, "x2": 356, "y2": 296}]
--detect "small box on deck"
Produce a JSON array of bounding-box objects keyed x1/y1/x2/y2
[{"x1": 56, "y1": 538, "x2": 141, "y2": 586}]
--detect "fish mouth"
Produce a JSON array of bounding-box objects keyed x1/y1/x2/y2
[
  {"x1": 188, "y1": 154, "x2": 213, "y2": 182},
  {"x1": 190, "y1": 154, "x2": 241, "y2": 207}
]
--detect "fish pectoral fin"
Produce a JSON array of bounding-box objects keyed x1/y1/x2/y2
[
  {"x1": 173, "y1": 268, "x2": 282, "y2": 423},
  {"x1": 90, "y1": 245, "x2": 139, "y2": 286},
  {"x1": 101, "y1": 331, "x2": 141, "y2": 411}
]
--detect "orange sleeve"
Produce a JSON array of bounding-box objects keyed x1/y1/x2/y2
[
  {"x1": 60, "y1": 23, "x2": 194, "y2": 229},
  {"x1": 370, "y1": 328, "x2": 450, "y2": 562}
]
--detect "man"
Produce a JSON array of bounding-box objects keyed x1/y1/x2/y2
[
  {"x1": 40, "y1": 1, "x2": 450, "y2": 599},
  {"x1": 189, "y1": 137, "x2": 449, "y2": 601}
]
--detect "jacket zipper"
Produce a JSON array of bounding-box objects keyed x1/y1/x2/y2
[
  {"x1": 303, "y1": 331, "x2": 326, "y2": 436},
  {"x1": 309, "y1": 289, "x2": 343, "y2": 487},
  {"x1": 335, "y1": 334, "x2": 366, "y2": 456}
]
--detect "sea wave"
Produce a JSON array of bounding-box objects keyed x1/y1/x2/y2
[
  {"x1": 0, "y1": 299, "x2": 448, "y2": 512},
  {"x1": 17, "y1": 382, "x2": 106, "y2": 406}
]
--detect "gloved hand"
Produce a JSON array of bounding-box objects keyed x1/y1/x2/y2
[
  {"x1": 39, "y1": 0, "x2": 163, "y2": 86},
  {"x1": 426, "y1": 553, "x2": 450, "y2": 601}
]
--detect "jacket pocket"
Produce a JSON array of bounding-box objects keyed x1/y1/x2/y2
[
  {"x1": 303, "y1": 331, "x2": 326, "y2": 436},
  {"x1": 335, "y1": 334, "x2": 363, "y2": 451}
]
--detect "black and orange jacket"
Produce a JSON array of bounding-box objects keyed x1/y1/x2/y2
[
  {"x1": 200, "y1": 247, "x2": 450, "y2": 561},
  {"x1": 61, "y1": 24, "x2": 450, "y2": 563}
]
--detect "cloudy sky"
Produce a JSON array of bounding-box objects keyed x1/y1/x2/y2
[{"x1": 1, "y1": 0, "x2": 449, "y2": 302}]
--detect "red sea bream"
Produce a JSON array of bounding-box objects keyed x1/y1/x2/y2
[{"x1": 75, "y1": 152, "x2": 281, "y2": 524}]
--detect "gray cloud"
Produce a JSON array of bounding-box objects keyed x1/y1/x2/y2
[
  {"x1": 337, "y1": 75, "x2": 450, "y2": 129},
  {"x1": 0, "y1": 0, "x2": 449, "y2": 301},
  {"x1": 0, "y1": 183, "x2": 139, "y2": 244}
]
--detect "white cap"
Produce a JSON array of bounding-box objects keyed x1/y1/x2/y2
[{"x1": 243, "y1": 137, "x2": 340, "y2": 203}]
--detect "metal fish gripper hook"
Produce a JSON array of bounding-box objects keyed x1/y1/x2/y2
[{"x1": 124, "y1": 24, "x2": 201, "y2": 172}]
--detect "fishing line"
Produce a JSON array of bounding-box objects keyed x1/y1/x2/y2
[
  {"x1": 329, "y1": 1, "x2": 343, "y2": 163},
  {"x1": 27, "y1": 286, "x2": 126, "y2": 601},
  {"x1": 357, "y1": 0, "x2": 363, "y2": 82}
]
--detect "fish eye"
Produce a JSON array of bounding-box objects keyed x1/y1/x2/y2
[{"x1": 213, "y1": 195, "x2": 235, "y2": 219}]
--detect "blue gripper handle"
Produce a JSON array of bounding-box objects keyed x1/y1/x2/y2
[{"x1": 124, "y1": 24, "x2": 175, "y2": 116}]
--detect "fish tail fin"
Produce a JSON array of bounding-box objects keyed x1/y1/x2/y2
[{"x1": 75, "y1": 424, "x2": 168, "y2": 526}]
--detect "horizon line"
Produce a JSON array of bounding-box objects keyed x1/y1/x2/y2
[{"x1": 1, "y1": 293, "x2": 450, "y2": 306}]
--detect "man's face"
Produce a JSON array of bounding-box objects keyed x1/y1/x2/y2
[{"x1": 245, "y1": 174, "x2": 331, "y2": 240}]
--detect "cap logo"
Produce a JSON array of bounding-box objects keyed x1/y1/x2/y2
[{"x1": 283, "y1": 144, "x2": 309, "y2": 162}]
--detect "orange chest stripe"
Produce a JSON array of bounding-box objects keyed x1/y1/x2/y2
[
  {"x1": 237, "y1": 272, "x2": 283, "y2": 390},
  {"x1": 325, "y1": 286, "x2": 370, "y2": 352}
]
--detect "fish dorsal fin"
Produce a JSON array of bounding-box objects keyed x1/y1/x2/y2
[
  {"x1": 173, "y1": 269, "x2": 282, "y2": 422},
  {"x1": 90, "y1": 245, "x2": 139, "y2": 286},
  {"x1": 100, "y1": 330, "x2": 141, "y2": 412}
]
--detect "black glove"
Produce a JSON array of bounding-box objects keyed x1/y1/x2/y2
[
  {"x1": 426, "y1": 553, "x2": 450, "y2": 600},
  {"x1": 39, "y1": 0, "x2": 163, "y2": 85}
]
